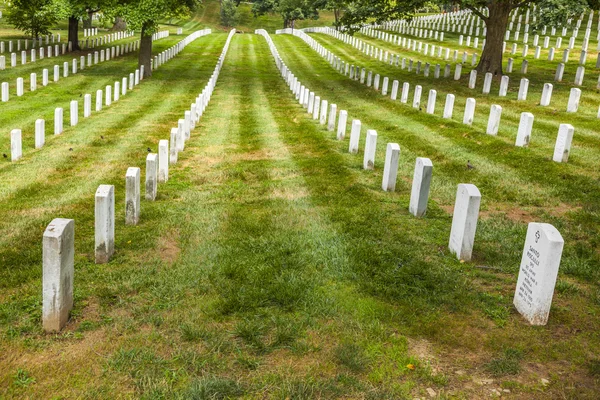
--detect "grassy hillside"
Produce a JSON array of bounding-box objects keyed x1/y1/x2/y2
[{"x1": 0, "y1": 2, "x2": 599, "y2": 399}]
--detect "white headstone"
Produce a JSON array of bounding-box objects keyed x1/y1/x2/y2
[
  {"x1": 35, "y1": 119, "x2": 45, "y2": 148},
  {"x1": 337, "y1": 110, "x2": 348, "y2": 140},
  {"x1": 486, "y1": 104, "x2": 502, "y2": 135},
  {"x1": 499, "y1": 75, "x2": 509, "y2": 97},
  {"x1": 327, "y1": 104, "x2": 337, "y2": 131},
  {"x1": 125, "y1": 167, "x2": 141, "y2": 225},
  {"x1": 413, "y1": 85, "x2": 422, "y2": 108},
  {"x1": 382, "y1": 143, "x2": 400, "y2": 191},
  {"x1": 515, "y1": 112, "x2": 534, "y2": 147},
  {"x1": 363, "y1": 130, "x2": 377, "y2": 170},
  {"x1": 401, "y1": 82, "x2": 410, "y2": 103},
  {"x1": 409, "y1": 157, "x2": 433, "y2": 217},
  {"x1": 443, "y1": 94, "x2": 455, "y2": 119},
  {"x1": 11, "y1": 129, "x2": 22, "y2": 161},
  {"x1": 513, "y1": 222, "x2": 564, "y2": 325},
  {"x1": 319, "y1": 99, "x2": 328, "y2": 125},
  {"x1": 566, "y1": 88, "x2": 581, "y2": 112},
  {"x1": 540, "y1": 83, "x2": 553, "y2": 106},
  {"x1": 463, "y1": 98, "x2": 476, "y2": 125},
  {"x1": 552, "y1": 124, "x2": 574, "y2": 163},
  {"x1": 448, "y1": 184, "x2": 481, "y2": 261},
  {"x1": 146, "y1": 153, "x2": 158, "y2": 200},
  {"x1": 95, "y1": 184, "x2": 115, "y2": 264},
  {"x1": 170, "y1": 128, "x2": 178, "y2": 164},
  {"x1": 158, "y1": 140, "x2": 169, "y2": 182},
  {"x1": 349, "y1": 119, "x2": 361, "y2": 154},
  {"x1": 518, "y1": 78, "x2": 529, "y2": 100}
]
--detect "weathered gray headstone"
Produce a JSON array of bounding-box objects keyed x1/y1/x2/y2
[{"x1": 42, "y1": 218, "x2": 75, "y2": 332}]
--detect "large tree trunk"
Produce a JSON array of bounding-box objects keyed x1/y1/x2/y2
[
  {"x1": 83, "y1": 12, "x2": 93, "y2": 29},
  {"x1": 139, "y1": 23, "x2": 153, "y2": 78},
  {"x1": 111, "y1": 17, "x2": 127, "y2": 31},
  {"x1": 68, "y1": 16, "x2": 81, "y2": 51},
  {"x1": 476, "y1": 3, "x2": 511, "y2": 75}
]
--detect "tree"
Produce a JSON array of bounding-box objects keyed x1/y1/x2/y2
[
  {"x1": 220, "y1": 0, "x2": 238, "y2": 27},
  {"x1": 6, "y1": 0, "x2": 62, "y2": 38},
  {"x1": 252, "y1": 0, "x2": 326, "y2": 28},
  {"x1": 337, "y1": 0, "x2": 596, "y2": 75},
  {"x1": 63, "y1": 1, "x2": 114, "y2": 51},
  {"x1": 325, "y1": 0, "x2": 348, "y2": 28},
  {"x1": 118, "y1": 0, "x2": 200, "y2": 78}
]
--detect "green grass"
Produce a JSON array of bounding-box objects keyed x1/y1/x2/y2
[{"x1": 0, "y1": 3, "x2": 599, "y2": 399}]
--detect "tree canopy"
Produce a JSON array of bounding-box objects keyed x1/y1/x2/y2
[
  {"x1": 252, "y1": 0, "x2": 327, "y2": 28},
  {"x1": 5, "y1": 0, "x2": 63, "y2": 38}
]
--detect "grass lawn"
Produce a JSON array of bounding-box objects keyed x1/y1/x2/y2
[{"x1": 0, "y1": 2, "x2": 599, "y2": 398}]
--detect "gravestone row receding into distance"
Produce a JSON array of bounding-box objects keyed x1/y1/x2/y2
[
  {"x1": 265, "y1": 28, "x2": 567, "y2": 327},
  {"x1": 41, "y1": 28, "x2": 230, "y2": 333}
]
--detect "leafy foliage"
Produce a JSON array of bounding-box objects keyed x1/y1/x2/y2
[
  {"x1": 252, "y1": 0, "x2": 326, "y2": 28},
  {"x1": 118, "y1": 0, "x2": 200, "y2": 34},
  {"x1": 220, "y1": 0, "x2": 239, "y2": 27},
  {"x1": 5, "y1": 0, "x2": 62, "y2": 38}
]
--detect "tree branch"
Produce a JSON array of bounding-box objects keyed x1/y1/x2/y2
[{"x1": 464, "y1": 4, "x2": 489, "y2": 22}]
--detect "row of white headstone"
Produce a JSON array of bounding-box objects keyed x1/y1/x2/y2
[
  {"x1": 1, "y1": 42, "x2": 141, "y2": 103},
  {"x1": 380, "y1": 6, "x2": 598, "y2": 47},
  {"x1": 83, "y1": 28, "x2": 99, "y2": 37},
  {"x1": 296, "y1": 27, "x2": 600, "y2": 118},
  {"x1": 365, "y1": 23, "x2": 599, "y2": 68},
  {"x1": 41, "y1": 28, "x2": 230, "y2": 333},
  {"x1": 77, "y1": 30, "x2": 135, "y2": 50},
  {"x1": 307, "y1": 26, "x2": 600, "y2": 94},
  {"x1": 263, "y1": 28, "x2": 565, "y2": 327},
  {"x1": 0, "y1": 34, "x2": 62, "y2": 53},
  {"x1": 151, "y1": 29, "x2": 212, "y2": 71},
  {"x1": 11, "y1": 29, "x2": 214, "y2": 162},
  {"x1": 10, "y1": 68, "x2": 143, "y2": 162},
  {"x1": 0, "y1": 37, "x2": 141, "y2": 72},
  {"x1": 287, "y1": 29, "x2": 582, "y2": 163}
]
